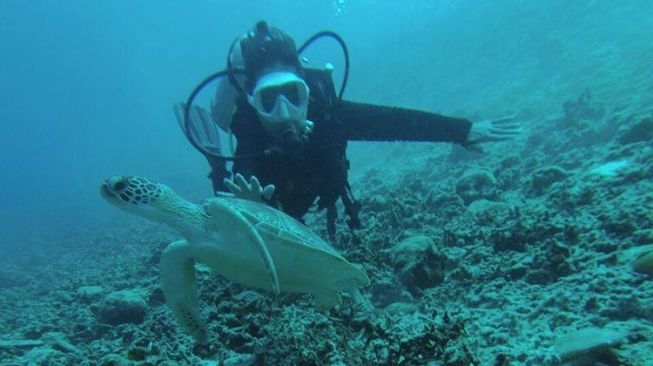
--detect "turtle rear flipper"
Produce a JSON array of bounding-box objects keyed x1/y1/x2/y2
[{"x1": 160, "y1": 240, "x2": 208, "y2": 344}]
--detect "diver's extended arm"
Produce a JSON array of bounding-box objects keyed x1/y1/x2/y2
[{"x1": 338, "y1": 101, "x2": 472, "y2": 145}]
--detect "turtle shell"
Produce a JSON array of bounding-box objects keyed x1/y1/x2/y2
[
  {"x1": 198, "y1": 196, "x2": 369, "y2": 296},
  {"x1": 218, "y1": 197, "x2": 343, "y2": 258}
]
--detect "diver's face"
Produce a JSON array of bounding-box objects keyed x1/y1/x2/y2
[{"x1": 248, "y1": 64, "x2": 311, "y2": 140}]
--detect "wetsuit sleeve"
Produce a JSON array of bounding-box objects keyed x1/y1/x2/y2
[{"x1": 338, "y1": 100, "x2": 472, "y2": 145}]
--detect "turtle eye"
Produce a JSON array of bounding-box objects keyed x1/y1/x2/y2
[{"x1": 114, "y1": 181, "x2": 126, "y2": 191}]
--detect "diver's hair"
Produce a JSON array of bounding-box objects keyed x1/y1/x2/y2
[{"x1": 239, "y1": 21, "x2": 303, "y2": 93}]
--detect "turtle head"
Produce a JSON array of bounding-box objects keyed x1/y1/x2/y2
[
  {"x1": 101, "y1": 176, "x2": 207, "y2": 239},
  {"x1": 100, "y1": 176, "x2": 169, "y2": 219}
]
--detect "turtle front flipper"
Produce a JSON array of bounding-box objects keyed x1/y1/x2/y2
[
  {"x1": 160, "y1": 240, "x2": 208, "y2": 344},
  {"x1": 203, "y1": 200, "x2": 281, "y2": 294}
]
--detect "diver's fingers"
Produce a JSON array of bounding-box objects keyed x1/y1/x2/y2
[
  {"x1": 491, "y1": 123, "x2": 520, "y2": 132},
  {"x1": 488, "y1": 132, "x2": 518, "y2": 140},
  {"x1": 261, "y1": 185, "x2": 275, "y2": 200},
  {"x1": 490, "y1": 126, "x2": 522, "y2": 136},
  {"x1": 491, "y1": 122, "x2": 521, "y2": 132},
  {"x1": 492, "y1": 115, "x2": 516, "y2": 124},
  {"x1": 491, "y1": 135, "x2": 513, "y2": 141},
  {"x1": 223, "y1": 178, "x2": 241, "y2": 194},
  {"x1": 250, "y1": 176, "x2": 262, "y2": 194},
  {"x1": 235, "y1": 173, "x2": 249, "y2": 191},
  {"x1": 493, "y1": 120, "x2": 521, "y2": 130}
]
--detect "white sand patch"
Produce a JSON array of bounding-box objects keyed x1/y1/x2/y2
[{"x1": 590, "y1": 159, "x2": 630, "y2": 177}]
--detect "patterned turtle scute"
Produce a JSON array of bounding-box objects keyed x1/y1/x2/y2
[{"x1": 222, "y1": 197, "x2": 336, "y2": 255}]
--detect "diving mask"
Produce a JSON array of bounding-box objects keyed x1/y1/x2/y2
[{"x1": 247, "y1": 71, "x2": 313, "y2": 137}]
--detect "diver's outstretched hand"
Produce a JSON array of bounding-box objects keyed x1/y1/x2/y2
[
  {"x1": 466, "y1": 115, "x2": 521, "y2": 151},
  {"x1": 223, "y1": 173, "x2": 275, "y2": 202}
]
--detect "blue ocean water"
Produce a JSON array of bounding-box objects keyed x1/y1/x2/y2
[
  {"x1": 2, "y1": 0, "x2": 649, "y2": 248},
  {"x1": 1, "y1": 1, "x2": 652, "y2": 364},
  {"x1": 0, "y1": 0, "x2": 461, "y2": 244}
]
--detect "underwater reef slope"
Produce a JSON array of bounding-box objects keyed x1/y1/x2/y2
[
  {"x1": 2, "y1": 1, "x2": 653, "y2": 364},
  {"x1": 1, "y1": 92, "x2": 652, "y2": 365}
]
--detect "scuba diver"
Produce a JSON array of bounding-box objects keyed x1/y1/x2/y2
[{"x1": 175, "y1": 21, "x2": 520, "y2": 237}]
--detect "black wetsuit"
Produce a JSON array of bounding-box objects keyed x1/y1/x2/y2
[{"x1": 209, "y1": 68, "x2": 472, "y2": 233}]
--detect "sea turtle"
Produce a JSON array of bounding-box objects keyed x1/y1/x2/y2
[{"x1": 100, "y1": 175, "x2": 369, "y2": 343}]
